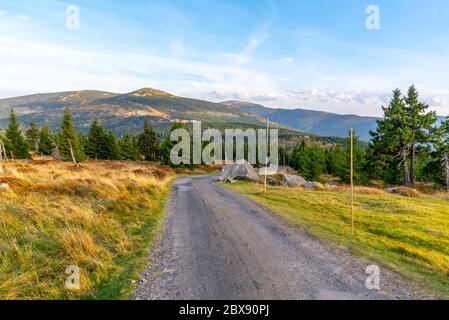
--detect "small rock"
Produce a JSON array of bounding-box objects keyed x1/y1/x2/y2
[{"x1": 0, "y1": 183, "x2": 10, "y2": 191}]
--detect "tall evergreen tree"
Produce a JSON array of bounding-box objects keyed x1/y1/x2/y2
[
  {"x1": 85, "y1": 120, "x2": 107, "y2": 160},
  {"x1": 369, "y1": 89, "x2": 412, "y2": 186},
  {"x1": 38, "y1": 124, "x2": 55, "y2": 156},
  {"x1": 138, "y1": 121, "x2": 159, "y2": 161},
  {"x1": 104, "y1": 130, "x2": 121, "y2": 160},
  {"x1": 5, "y1": 110, "x2": 31, "y2": 159},
  {"x1": 119, "y1": 133, "x2": 140, "y2": 161},
  {"x1": 57, "y1": 110, "x2": 84, "y2": 162},
  {"x1": 404, "y1": 85, "x2": 437, "y2": 186},
  {"x1": 433, "y1": 117, "x2": 449, "y2": 191},
  {"x1": 25, "y1": 122, "x2": 40, "y2": 152}
]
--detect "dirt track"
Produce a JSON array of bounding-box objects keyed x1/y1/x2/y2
[{"x1": 134, "y1": 176, "x2": 425, "y2": 300}]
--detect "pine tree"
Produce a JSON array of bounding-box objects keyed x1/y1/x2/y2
[
  {"x1": 369, "y1": 89, "x2": 412, "y2": 186},
  {"x1": 104, "y1": 130, "x2": 121, "y2": 160},
  {"x1": 119, "y1": 133, "x2": 140, "y2": 161},
  {"x1": 291, "y1": 141, "x2": 326, "y2": 180},
  {"x1": 5, "y1": 110, "x2": 31, "y2": 159},
  {"x1": 85, "y1": 120, "x2": 107, "y2": 160},
  {"x1": 25, "y1": 122, "x2": 40, "y2": 152},
  {"x1": 433, "y1": 117, "x2": 449, "y2": 191},
  {"x1": 160, "y1": 122, "x2": 188, "y2": 166},
  {"x1": 138, "y1": 121, "x2": 159, "y2": 161},
  {"x1": 404, "y1": 85, "x2": 437, "y2": 186},
  {"x1": 57, "y1": 110, "x2": 84, "y2": 162},
  {"x1": 38, "y1": 124, "x2": 55, "y2": 156}
]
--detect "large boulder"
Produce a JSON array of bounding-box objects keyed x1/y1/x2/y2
[
  {"x1": 384, "y1": 187, "x2": 420, "y2": 198},
  {"x1": 281, "y1": 174, "x2": 307, "y2": 187},
  {"x1": 304, "y1": 181, "x2": 325, "y2": 190},
  {"x1": 220, "y1": 160, "x2": 260, "y2": 183}
]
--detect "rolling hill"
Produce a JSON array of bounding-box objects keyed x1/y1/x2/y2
[
  {"x1": 223, "y1": 101, "x2": 379, "y2": 141},
  {"x1": 0, "y1": 88, "x2": 268, "y2": 134},
  {"x1": 224, "y1": 101, "x2": 447, "y2": 141}
]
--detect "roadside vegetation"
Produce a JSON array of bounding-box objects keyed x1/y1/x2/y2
[
  {"x1": 0, "y1": 161, "x2": 174, "y2": 299},
  {"x1": 225, "y1": 182, "x2": 449, "y2": 298}
]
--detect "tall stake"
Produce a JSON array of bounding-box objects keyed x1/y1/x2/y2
[
  {"x1": 350, "y1": 128, "x2": 355, "y2": 235},
  {"x1": 264, "y1": 118, "x2": 269, "y2": 192},
  {"x1": 0, "y1": 139, "x2": 4, "y2": 173}
]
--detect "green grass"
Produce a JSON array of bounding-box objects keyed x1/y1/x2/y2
[{"x1": 224, "y1": 182, "x2": 449, "y2": 298}]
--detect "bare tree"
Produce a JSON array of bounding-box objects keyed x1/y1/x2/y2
[
  {"x1": 0, "y1": 139, "x2": 8, "y2": 173},
  {"x1": 67, "y1": 138, "x2": 79, "y2": 169}
]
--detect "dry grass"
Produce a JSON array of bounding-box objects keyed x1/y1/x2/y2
[
  {"x1": 225, "y1": 182, "x2": 449, "y2": 298},
  {"x1": 0, "y1": 161, "x2": 174, "y2": 300}
]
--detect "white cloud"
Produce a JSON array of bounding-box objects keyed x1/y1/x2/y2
[{"x1": 276, "y1": 57, "x2": 294, "y2": 64}]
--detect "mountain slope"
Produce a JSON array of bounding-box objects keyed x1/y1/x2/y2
[
  {"x1": 0, "y1": 88, "x2": 267, "y2": 134},
  {"x1": 225, "y1": 101, "x2": 378, "y2": 141}
]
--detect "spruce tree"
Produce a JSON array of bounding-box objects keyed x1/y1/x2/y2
[
  {"x1": 138, "y1": 121, "x2": 159, "y2": 161},
  {"x1": 104, "y1": 130, "x2": 121, "y2": 160},
  {"x1": 404, "y1": 85, "x2": 437, "y2": 186},
  {"x1": 5, "y1": 110, "x2": 31, "y2": 159},
  {"x1": 160, "y1": 122, "x2": 188, "y2": 166},
  {"x1": 57, "y1": 110, "x2": 84, "y2": 162},
  {"x1": 38, "y1": 124, "x2": 55, "y2": 156},
  {"x1": 433, "y1": 117, "x2": 449, "y2": 191},
  {"x1": 291, "y1": 141, "x2": 326, "y2": 180},
  {"x1": 25, "y1": 122, "x2": 40, "y2": 152},
  {"x1": 85, "y1": 120, "x2": 106, "y2": 160},
  {"x1": 369, "y1": 89, "x2": 412, "y2": 186},
  {"x1": 119, "y1": 133, "x2": 139, "y2": 161}
]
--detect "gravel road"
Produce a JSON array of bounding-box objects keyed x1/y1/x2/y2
[{"x1": 133, "y1": 175, "x2": 427, "y2": 300}]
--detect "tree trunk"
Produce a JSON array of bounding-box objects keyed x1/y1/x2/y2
[
  {"x1": 67, "y1": 139, "x2": 79, "y2": 169},
  {"x1": 410, "y1": 143, "x2": 416, "y2": 187},
  {"x1": 444, "y1": 152, "x2": 449, "y2": 193},
  {"x1": 401, "y1": 147, "x2": 411, "y2": 187}
]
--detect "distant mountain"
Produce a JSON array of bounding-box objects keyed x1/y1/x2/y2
[
  {"x1": 0, "y1": 88, "x2": 268, "y2": 134},
  {"x1": 224, "y1": 101, "x2": 446, "y2": 141}
]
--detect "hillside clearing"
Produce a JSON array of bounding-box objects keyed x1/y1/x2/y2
[
  {"x1": 224, "y1": 182, "x2": 449, "y2": 298},
  {"x1": 0, "y1": 161, "x2": 174, "y2": 300}
]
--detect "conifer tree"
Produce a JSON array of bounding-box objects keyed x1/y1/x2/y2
[
  {"x1": 404, "y1": 85, "x2": 437, "y2": 186},
  {"x1": 138, "y1": 120, "x2": 159, "y2": 161},
  {"x1": 104, "y1": 130, "x2": 121, "y2": 160},
  {"x1": 119, "y1": 133, "x2": 140, "y2": 161},
  {"x1": 38, "y1": 124, "x2": 55, "y2": 156},
  {"x1": 85, "y1": 120, "x2": 106, "y2": 160},
  {"x1": 432, "y1": 117, "x2": 449, "y2": 191},
  {"x1": 369, "y1": 89, "x2": 412, "y2": 186},
  {"x1": 57, "y1": 110, "x2": 84, "y2": 162},
  {"x1": 5, "y1": 110, "x2": 31, "y2": 159},
  {"x1": 25, "y1": 122, "x2": 40, "y2": 152}
]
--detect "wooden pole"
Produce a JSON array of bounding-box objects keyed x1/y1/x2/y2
[
  {"x1": 350, "y1": 128, "x2": 355, "y2": 235},
  {"x1": 0, "y1": 140, "x2": 3, "y2": 173},
  {"x1": 264, "y1": 118, "x2": 269, "y2": 192}
]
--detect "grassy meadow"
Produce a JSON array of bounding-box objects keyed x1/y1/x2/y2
[
  {"x1": 224, "y1": 182, "x2": 449, "y2": 298},
  {"x1": 0, "y1": 160, "x2": 174, "y2": 300}
]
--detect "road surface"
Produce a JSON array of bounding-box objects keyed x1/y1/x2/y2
[{"x1": 134, "y1": 176, "x2": 425, "y2": 300}]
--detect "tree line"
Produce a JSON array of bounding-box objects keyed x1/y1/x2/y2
[
  {"x1": 287, "y1": 86, "x2": 449, "y2": 190},
  {"x1": 0, "y1": 110, "x2": 165, "y2": 163}
]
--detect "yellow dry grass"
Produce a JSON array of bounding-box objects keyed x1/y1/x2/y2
[{"x1": 0, "y1": 160, "x2": 174, "y2": 300}]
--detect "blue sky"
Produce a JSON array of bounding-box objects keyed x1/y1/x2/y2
[{"x1": 0, "y1": 0, "x2": 448, "y2": 116}]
